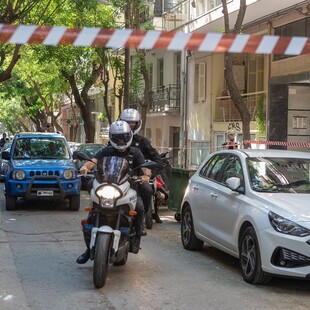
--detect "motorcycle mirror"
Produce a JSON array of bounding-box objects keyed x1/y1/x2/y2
[
  {"x1": 134, "y1": 160, "x2": 157, "y2": 171},
  {"x1": 73, "y1": 151, "x2": 96, "y2": 164}
]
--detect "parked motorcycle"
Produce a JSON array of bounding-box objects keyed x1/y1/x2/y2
[
  {"x1": 145, "y1": 148, "x2": 172, "y2": 229},
  {"x1": 75, "y1": 152, "x2": 155, "y2": 288}
]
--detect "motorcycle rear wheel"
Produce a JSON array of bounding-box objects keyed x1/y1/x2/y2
[{"x1": 93, "y1": 233, "x2": 111, "y2": 288}]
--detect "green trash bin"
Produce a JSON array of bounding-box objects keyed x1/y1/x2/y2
[{"x1": 168, "y1": 168, "x2": 196, "y2": 222}]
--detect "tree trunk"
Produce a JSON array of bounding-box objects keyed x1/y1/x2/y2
[
  {"x1": 68, "y1": 75, "x2": 95, "y2": 143},
  {"x1": 224, "y1": 53, "x2": 251, "y2": 147},
  {"x1": 0, "y1": 45, "x2": 21, "y2": 82},
  {"x1": 221, "y1": 0, "x2": 251, "y2": 148},
  {"x1": 136, "y1": 50, "x2": 150, "y2": 136}
]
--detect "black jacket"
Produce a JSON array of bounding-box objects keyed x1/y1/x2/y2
[
  {"x1": 94, "y1": 145, "x2": 145, "y2": 170},
  {"x1": 132, "y1": 135, "x2": 163, "y2": 175}
]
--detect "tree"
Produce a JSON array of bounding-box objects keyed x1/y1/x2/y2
[
  {"x1": 221, "y1": 0, "x2": 251, "y2": 148},
  {"x1": 0, "y1": 0, "x2": 68, "y2": 82},
  {"x1": 0, "y1": 0, "x2": 117, "y2": 141}
]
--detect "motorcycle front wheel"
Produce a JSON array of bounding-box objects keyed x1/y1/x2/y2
[{"x1": 93, "y1": 233, "x2": 111, "y2": 288}]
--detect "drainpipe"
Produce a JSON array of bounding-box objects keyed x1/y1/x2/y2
[{"x1": 181, "y1": 50, "x2": 192, "y2": 169}]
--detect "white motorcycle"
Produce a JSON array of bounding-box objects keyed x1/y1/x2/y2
[{"x1": 76, "y1": 153, "x2": 155, "y2": 288}]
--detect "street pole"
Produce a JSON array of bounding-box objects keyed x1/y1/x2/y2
[{"x1": 124, "y1": 1, "x2": 130, "y2": 109}]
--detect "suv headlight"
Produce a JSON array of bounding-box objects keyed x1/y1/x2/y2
[
  {"x1": 269, "y1": 211, "x2": 310, "y2": 237},
  {"x1": 63, "y1": 169, "x2": 76, "y2": 180},
  {"x1": 13, "y1": 170, "x2": 26, "y2": 180},
  {"x1": 96, "y1": 185, "x2": 121, "y2": 200}
]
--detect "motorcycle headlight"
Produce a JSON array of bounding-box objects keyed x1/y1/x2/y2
[
  {"x1": 96, "y1": 185, "x2": 121, "y2": 200},
  {"x1": 63, "y1": 169, "x2": 75, "y2": 180},
  {"x1": 13, "y1": 170, "x2": 26, "y2": 180},
  {"x1": 269, "y1": 211, "x2": 310, "y2": 237}
]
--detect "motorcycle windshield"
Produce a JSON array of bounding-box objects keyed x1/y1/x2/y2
[{"x1": 96, "y1": 156, "x2": 129, "y2": 184}]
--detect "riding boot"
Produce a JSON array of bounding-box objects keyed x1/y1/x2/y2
[
  {"x1": 131, "y1": 237, "x2": 141, "y2": 254},
  {"x1": 142, "y1": 214, "x2": 147, "y2": 236},
  {"x1": 153, "y1": 204, "x2": 162, "y2": 223},
  {"x1": 76, "y1": 227, "x2": 91, "y2": 264},
  {"x1": 154, "y1": 213, "x2": 162, "y2": 223},
  {"x1": 76, "y1": 248, "x2": 90, "y2": 264}
]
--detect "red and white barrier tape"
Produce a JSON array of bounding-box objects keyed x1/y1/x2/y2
[
  {"x1": 1, "y1": 24, "x2": 310, "y2": 55},
  {"x1": 243, "y1": 140, "x2": 310, "y2": 147}
]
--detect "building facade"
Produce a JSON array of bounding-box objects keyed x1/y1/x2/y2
[{"x1": 144, "y1": 0, "x2": 310, "y2": 168}]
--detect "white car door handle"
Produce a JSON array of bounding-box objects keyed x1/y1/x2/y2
[{"x1": 210, "y1": 193, "x2": 218, "y2": 199}]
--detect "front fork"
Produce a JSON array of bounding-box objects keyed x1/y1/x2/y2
[
  {"x1": 89, "y1": 212, "x2": 122, "y2": 261},
  {"x1": 89, "y1": 226, "x2": 121, "y2": 260}
]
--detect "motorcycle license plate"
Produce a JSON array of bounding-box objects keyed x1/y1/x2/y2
[{"x1": 37, "y1": 190, "x2": 54, "y2": 196}]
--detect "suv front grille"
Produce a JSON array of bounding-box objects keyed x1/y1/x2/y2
[{"x1": 29, "y1": 170, "x2": 60, "y2": 177}]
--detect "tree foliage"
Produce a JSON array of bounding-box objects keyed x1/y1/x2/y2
[{"x1": 0, "y1": 0, "x2": 119, "y2": 141}]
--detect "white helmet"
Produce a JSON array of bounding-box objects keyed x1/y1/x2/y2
[
  {"x1": 119, "y1": 108, "x2": 142, "y2": 135},
  {"x1": 109, "y1": 120, "x2": 133, "y2": 151}
]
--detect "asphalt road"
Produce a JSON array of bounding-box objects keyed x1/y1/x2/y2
[{"x1": 0, "y1": 185, "x2": 310, "y2": 310}]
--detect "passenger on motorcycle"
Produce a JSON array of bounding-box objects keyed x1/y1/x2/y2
[
  {"x1": 76, "y1": 121, "x2": 151, "y2": 264},
  {"x1": 120, "y1": 108, "x2": 164, "y2": 224}
]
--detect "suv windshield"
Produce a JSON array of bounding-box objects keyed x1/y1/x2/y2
[
  {"x1": 247, "y1": 157, "x2": 310, "y2": 193},
  {"x1": 13, "y1": 137, "x2": 70, "y2": 160}
]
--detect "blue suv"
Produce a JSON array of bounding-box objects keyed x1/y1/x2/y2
[{"x1": 2, "y1": 132, "x2": 81, "y2": 211}]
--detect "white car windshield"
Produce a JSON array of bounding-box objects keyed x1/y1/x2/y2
[
  {"x1": 13, "y1": 137, "x2": 70, "y2": 160},
  {"x1": 247, "y1": 157, "x2": 310, "y2": 193}
]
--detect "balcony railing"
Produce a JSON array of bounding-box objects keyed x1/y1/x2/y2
[
  {"x1": 149, "y1": 84, "x2": 181, "y2": 113},
  {"x1": 162, "y1": 0, "x2": 223, "y2": 31},
  {"x1": 214, "y1": 91, "x2": 266, "y2": 122}
]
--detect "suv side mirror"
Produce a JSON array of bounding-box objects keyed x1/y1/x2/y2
[{"x1": 2, "y1": 151, "x2": 10, "y2": 160}]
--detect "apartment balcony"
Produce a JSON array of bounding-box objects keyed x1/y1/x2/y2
[
  {"x1": 162, "y1": 0, "x2": 223, "y2": 31},
  {"x1": 149, "y1": 84, "x2": 181, "y2": 114},
  {"x1": 214, "y1": 91, "x2": 266, "y2": 122}
]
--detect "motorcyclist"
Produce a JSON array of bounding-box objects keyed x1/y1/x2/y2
[
  {"x1": 119, "y1": 108, "x2": 164, "y2": 224},
  {"x1": 76, "y1": 120, "x2": 151, "y2": 264}
]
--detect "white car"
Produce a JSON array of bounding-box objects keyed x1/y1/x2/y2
[{"x1": 181, "y1": 149, "x2": 310, "y2": 285}]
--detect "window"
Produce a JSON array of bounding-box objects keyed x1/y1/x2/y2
[
  {"x1": 274, "y1": 17, "x2": 310, "y2": 61},
  {"x1": 219, "y1": 155, "x2": 244, "y2": 187},
  {"x1": 194, "y1": 62, "x2": 206, "y2": 102},
  {"x1": 146, "y1": 128, "x2": 152, "y2": 141},
  {"x1": 14, "y1": 137, "x2": 69, "y2": 160},
  {"x1": 247, "y1": 55, "x2": 264, "y2": 93},
  {"x1": 199, "y1": 154, "x2": 227, "y2": 181},
  {"x1": 293, "y1": 116, "x2": 307, "y2": 129},
  {"x1": 190, "y1": 141, "x2": 210, "y2": 166},
  {"x1": 157, "y1": 58, "x2": 164, "y2": 87},
  {"x1": 175, "y1": 52, "x2": 181, "y2": 87},
  {"x1": 156, "y1": 128, "x2": 162, "y2": 147},
  {"x1": 149, "y1": 63, "x2": 153, "y2": 89}
]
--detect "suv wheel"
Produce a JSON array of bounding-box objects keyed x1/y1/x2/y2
[
  {"x1": 69, "y1": 195, "x2": 80, "y2": 211},
  {"x1": 6, "y1": 195, "x2": 16, "y2": 210}
]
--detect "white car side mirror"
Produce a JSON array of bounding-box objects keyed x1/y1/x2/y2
[{"x1": 225, "y1": 177, "x2": 241, "y2": 191}]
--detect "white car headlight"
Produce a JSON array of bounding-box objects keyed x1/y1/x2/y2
[
  {"x1": 63, "y1": 169, "x2": 75, "y2": 180},
  {"x1": 269, "y1": 211, "x2": 310, "y2": 237},
  {"x1": 96, "y1": 185, "x2": 121, "y2": 200},
  {"x1": 13, "y1": 170, "x2": 26, "y2": 180}
]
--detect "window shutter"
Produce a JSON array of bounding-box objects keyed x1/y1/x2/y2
[{"x1": 198, "y1": 63, "x2": 206, "y2": 102}]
